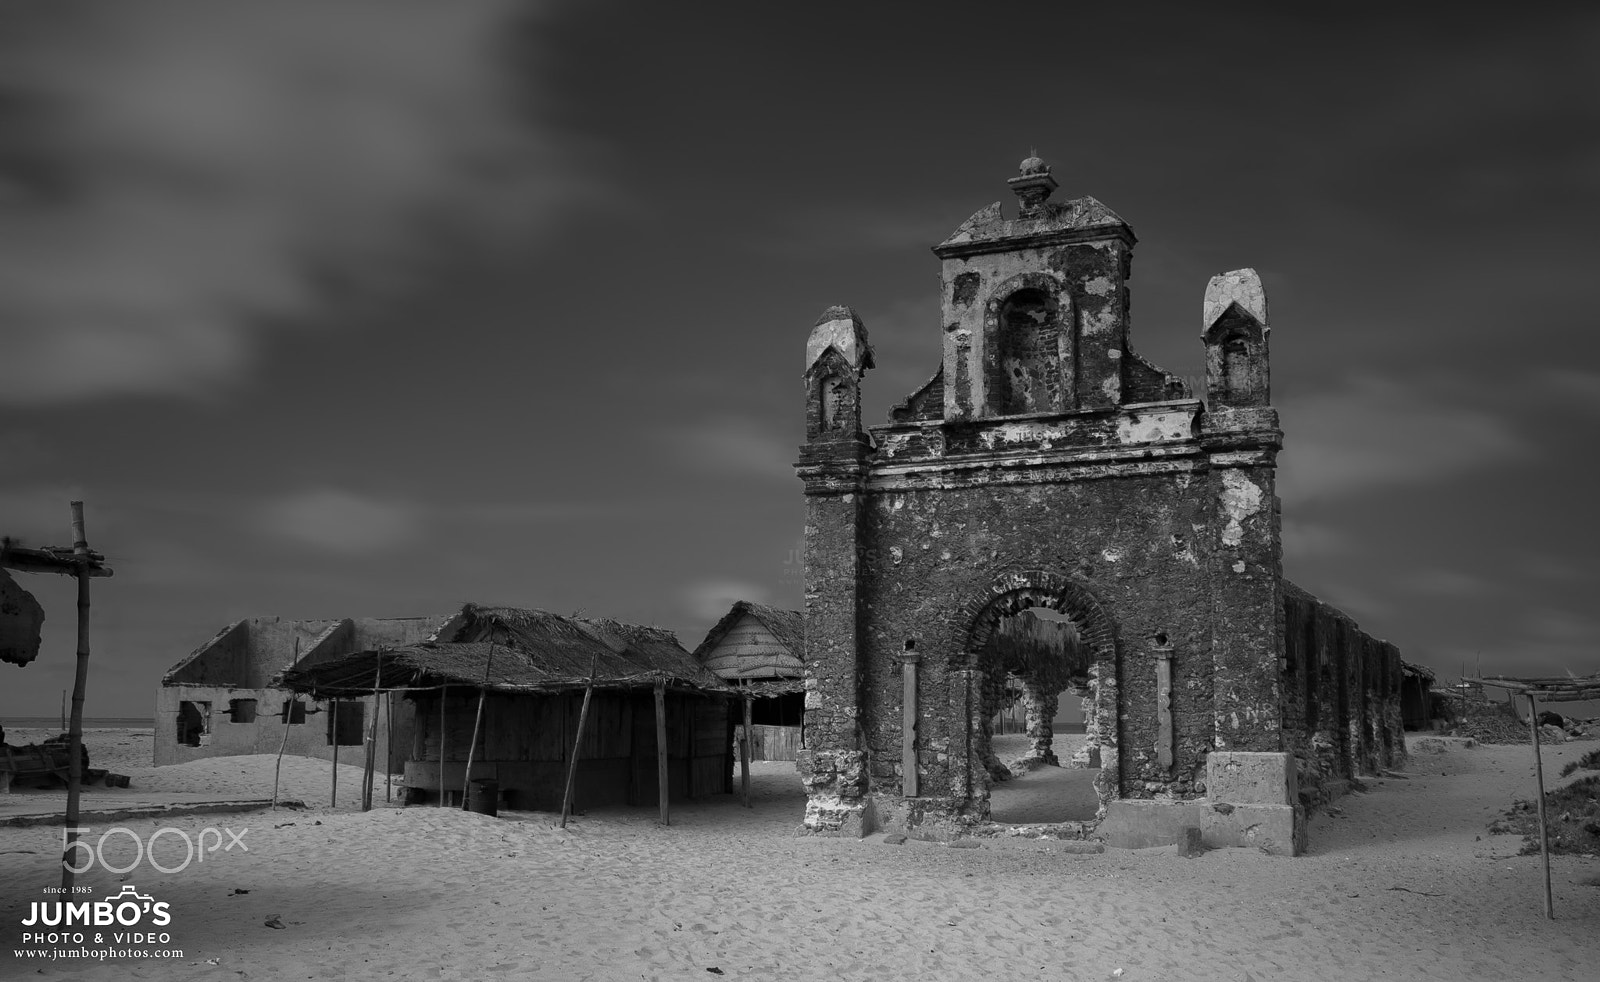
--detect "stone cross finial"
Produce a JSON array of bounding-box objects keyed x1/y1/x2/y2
[{"x1": 1007, "y1": 152, "x2": 1058, "y2": 216}]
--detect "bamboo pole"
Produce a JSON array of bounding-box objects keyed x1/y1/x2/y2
[
  {"x1": 560, "y1": 655, "x2": 600, "y2": 828},
  {"x1": 655, "y1": 679, "x2": 669, "y2": 826},
  {"x1": 460, "y1": 645, "x2": 496, "y2": 809},
  {"x1": 60, "y1": 501, "x2": 91, "y2": 893},
  {"x1": 330, "y1": 700, "x2": 339, "y2": 808},
  {"x1": 362, "y1": 649, "x2": 383, "y2": 811},
  {"x1": 740, "y1": 691, "x2": 752, "y2": 808},
  {"x1": 271, "y1": 637, "x2": 299, "y2": 807},
  {"x1": 437, "y1": 684, "x2": 448, "y2": 807},
  {"x1": 1528, "y1": 693, "x2": 1555, "y2": 919}
]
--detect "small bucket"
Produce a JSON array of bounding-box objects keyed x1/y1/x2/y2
[{"x1": 466, "y1": 777, "x2": 499, "y2": 817}]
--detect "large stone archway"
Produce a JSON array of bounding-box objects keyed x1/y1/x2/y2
[{"x1": 950, "y1": 570, "x2": 1121, "y2": 816}]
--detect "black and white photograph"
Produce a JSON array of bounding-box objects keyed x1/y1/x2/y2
[{"x1": 2, "y1": 2, "x2": 1597, "y2": 979}]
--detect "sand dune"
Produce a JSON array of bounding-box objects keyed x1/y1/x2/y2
[{"x1": 1, "y1": 734, "x2": 1597, "y2": 981}]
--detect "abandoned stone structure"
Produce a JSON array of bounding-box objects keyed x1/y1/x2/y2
[
  {"x1": 794, "y1": 157, "x2": 1404, "y2": 853},
  {"x1": 155, "y1": 615, "x2": 446, "y2": 768}
]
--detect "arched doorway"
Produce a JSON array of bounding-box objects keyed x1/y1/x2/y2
[{"x1": 952, "y1": 571, "x2": 1119, "y2": 822}]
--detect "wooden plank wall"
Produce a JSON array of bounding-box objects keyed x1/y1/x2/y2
[
  {"x1": 735, "y1": 724, "x2": 801, "y2": 761},
  {"x1": 407, "y1": 688, "x2": 732, "y2": 806}
]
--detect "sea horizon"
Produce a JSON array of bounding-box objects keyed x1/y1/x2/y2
[{"x1": 1, "y1": 715, "x2": 153, "y2": 730}]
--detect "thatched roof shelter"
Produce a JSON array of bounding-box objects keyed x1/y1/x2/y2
[
  {"x1": 692, "y1": 601, "x2": 804, "y2": 683},
  {"x1": 278, "y1": 603, "x2": 728, "y2": 698}
]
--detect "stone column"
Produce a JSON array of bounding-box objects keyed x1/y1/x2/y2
[
  {"x1": 1019, "y1": 679, "x2": 1058, "y2": 768},
  {"x1": 1071, "y1": 682, "x2": 1100, "y2": 768}
]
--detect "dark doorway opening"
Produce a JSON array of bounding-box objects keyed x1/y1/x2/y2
[
  {"x1": 327, "y1": 700, "x2": 365, "y2": 746},
  {"x1": 176, "y1": 700, "x2": 210, "y2": 747}
]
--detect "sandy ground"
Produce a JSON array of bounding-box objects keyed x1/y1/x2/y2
[
  {"x1": 1, "y1": 733, "x2": 1597, "y2": 981},
  {"x1": 0, "y1": 728, "x2": 383, "y2": 816}
]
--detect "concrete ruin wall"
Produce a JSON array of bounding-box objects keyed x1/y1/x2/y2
[
  {"x1": 794, "y1": 158, "x2": 1404, "y2": 853},
  {"x1": 153, "y1": 615, "x2": 442, "y2": 768}
]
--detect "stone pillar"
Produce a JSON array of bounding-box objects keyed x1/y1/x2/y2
[
  {"x1": 1071, "y1": 681, "x2": 1100, "y2": 768},
  {"x1": 796, "y1": 306, "x2": 876, "y2": 836},
  {"x1": 1019, "y1": 679, "x2": 1058, "y2": 768},
  {"x1": 1205, "y1": 458, "x2": 1284, "y2": 753},
  {"x1": 977, "y1": 668, "x2": 1010, "y2": 783},
  {"x1": 795, "y1": 486, "x2": 872, "y2": 835},
  {"x1": 900, "y1": 650, "x2": 920, "y2": 797}
]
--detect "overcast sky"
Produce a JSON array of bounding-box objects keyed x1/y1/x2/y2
[{"x1": 2, "y1": 1, "x2": 1597, "y2": 718}]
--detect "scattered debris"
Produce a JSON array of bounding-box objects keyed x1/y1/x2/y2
[
  {"x1": 1387, "y1": 887, "x2": 1444, "y2": 897},
  {"x1": 1489, "y1": 776, "x2": 1600, "y2": 856},
  {"x1": 264, "y1": 915, "x2": 285, "y2": 930}
]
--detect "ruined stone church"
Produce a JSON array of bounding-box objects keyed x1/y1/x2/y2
[{"x1": 795, "y1": 157, "x2": 1403, "y2": 854}]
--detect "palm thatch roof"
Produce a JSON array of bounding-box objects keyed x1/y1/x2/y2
[
  {"x1": 692, "y1": 601, "x2": 804, "y2": 681},
  {"x1": 277, "y1": 603, "x2": 729, "y2": 698}
]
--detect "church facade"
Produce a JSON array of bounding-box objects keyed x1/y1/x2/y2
[{"x1": 794, "y1": 158, "x2": 1403, "y2": 853}]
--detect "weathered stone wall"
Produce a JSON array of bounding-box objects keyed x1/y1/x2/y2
[
  {"x1": 855, "y1": 475, "x2": 1227, "y2": 812},
  {"x1": 1281, "y1": 581, "x2": 1406, "y2": 809}
]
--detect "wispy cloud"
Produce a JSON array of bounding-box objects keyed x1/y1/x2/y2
[
  {"x1": 665, "y1": 414, "x2": 798, "y2": 483},
  {"x1": 254, "y1": 489, "x2": 424, "y2": 556},
  {"x1": 1399, "y1": 568, "x2": 1491, "y2": 598},
  {"x1": 758, "y1": 204, "x2": 966, "y2": 257},
  {"x1": 1540, "y1": 368, "x2": 1600, "y2": 413},
  {"x1": 0, "y1": 0, "x2": 591, "y2": 405},
  {"x1": 1276, "y1": 375, "x2": 1525, "y2": 506}
]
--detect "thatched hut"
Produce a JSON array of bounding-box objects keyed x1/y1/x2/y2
[
  {"x1": 692, "y1": 601, "x2": 805, "y2": 760},
  {"x1": 278, "y1": 604, "x2": 735, "y2": 811}
]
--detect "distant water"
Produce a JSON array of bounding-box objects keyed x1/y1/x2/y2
[{"x1": 2, "y1": 716, "x2": 152, "y2": 729}]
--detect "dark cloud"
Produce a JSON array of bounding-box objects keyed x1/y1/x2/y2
[{"x1": 0, "y1": 0, "x2": 591, "y2": 404}]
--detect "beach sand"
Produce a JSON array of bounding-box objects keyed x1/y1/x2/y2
[{"x1": 2, "y1": 733, "x2": 1597, "y2": 981}]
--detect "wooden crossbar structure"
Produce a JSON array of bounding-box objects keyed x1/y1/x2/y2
[
  {"x1": 1, "y1": 505, "x2": 115, "y2": 894},
  {"x1": 1464, "y1": 673, "x2": 1600, "y2": 920}
]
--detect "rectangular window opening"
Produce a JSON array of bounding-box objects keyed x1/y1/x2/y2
[
  {"x1": 327, "y1": 700, "x2": 365, "y2": 746},
  {"x1": 282, "y1": 699, "x2": 307, "y2": 724},
  {"x1": 228, "y1": 698, "x2": 258, "y2": 724}
]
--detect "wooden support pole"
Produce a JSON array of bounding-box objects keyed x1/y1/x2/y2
[
  {"x1": 1528, "y1": 692, "x2": 1555, "y2": 920},
  {"x1": 330, "y1": 700, "x2": 339, "y2": 808},
  {"x1": 560, "y1": 655, "x2": 600, "y2": 828},
  {"x1": 385, "y1": 691, "x2": 394, "y2": 803},
  {"x1": 740, "y1": 692, "x2": 753, "y2": 808},
  {"x1": 902, "y1": 650, "x2": 920, "y2": 798},
  {"x1": 362, "y1": 650, "x2": 383, "y2": 812},
  {"x1": 461, "y1": 645, "x2": 496, "y2": 810},
  {"x1": 60, "y1": 502, "x2": 91, "y2": 893},
  {"x1": 438, "y1": 684, "x2": 448, "y2": 807},
  {"x1": 655, "y1": 679, "x2": 669, "y2": 826},
  {"x1": 272, "y1": 639, "x2": 299, "y2": 808}
]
